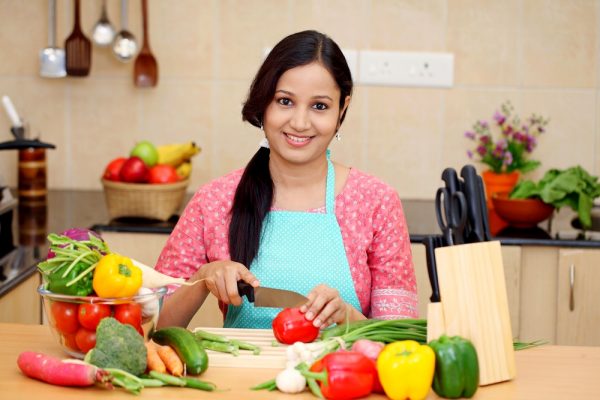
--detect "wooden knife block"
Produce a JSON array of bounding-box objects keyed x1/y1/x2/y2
[{"x1": 434, "y1": 240, "x2": 516, "y2": 386}]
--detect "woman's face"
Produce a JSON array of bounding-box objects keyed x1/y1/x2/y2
[{"x1": 263, "y1": 62, "x2": 350, "y2": 166}]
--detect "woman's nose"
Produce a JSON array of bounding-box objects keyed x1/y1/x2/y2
[{"x1": 289, "y1": 108, "x2": 311, "y2": 132}]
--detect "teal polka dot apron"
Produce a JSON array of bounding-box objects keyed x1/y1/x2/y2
[{"x1": 224, "y1": 152, "x2": 362, "y2": 328}]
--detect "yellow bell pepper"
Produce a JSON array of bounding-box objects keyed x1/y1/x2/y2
[
  {"x1": 92, "y1": 253, "x2": 142, "y2": 298},
  {"x1": 376, "y1": 340, "x2": 435, "y2": 400}
]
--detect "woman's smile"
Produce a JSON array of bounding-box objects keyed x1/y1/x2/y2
[{"x1": 284, "y1": 132, "x2": 315, "y2": 147}]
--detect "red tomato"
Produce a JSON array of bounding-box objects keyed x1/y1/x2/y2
[
  {"x1": 75, "y1": 328, "x2": 97, "y2": 353},
  {"x1": 51, "y1": 301, "x2": 79, "y2": 335},
  {"x1": 78, "y1": 303, "x2": 111, "y2": 331},
  {"x1": 272, "y1": 307, "x2": 320, "y2": 344},
  {"x1": 148, "y1": 164, "x2": 180, "y2": 184},
  {"x1": 114, "y1": 303, "x2": 143, "y2": 334},
  {"x1": 103, "y1": 157, "x2": 127, "y2": 181},
  {"x1": 62, "y1": 333, "x2": 79, "y2": 351}
]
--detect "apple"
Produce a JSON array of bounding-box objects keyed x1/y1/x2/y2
[
  {"x1": 119, "y1": 157, "x2": 149, "y2": 183},
  {"x1": 130, "y1": 140, "x2": 159, "y2": 167},
  {"x1": 103, "y1": 157, "x2": 127, "y2": 181},
  {"x1": 148, "y1": 164, "x2": 180, "y2": 184}
]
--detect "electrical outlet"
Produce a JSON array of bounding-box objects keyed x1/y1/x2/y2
[{"x1": 358, "y1": 51, "x2": 454, "y2": 88}]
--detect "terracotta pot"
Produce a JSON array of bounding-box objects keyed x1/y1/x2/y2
[{"x1": 482, "y1": 170, "x2": 520, "y2": 235}]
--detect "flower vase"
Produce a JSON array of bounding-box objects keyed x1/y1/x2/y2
[{"x1": 482, "y1": 170, "x2": 520, "y2": 235}]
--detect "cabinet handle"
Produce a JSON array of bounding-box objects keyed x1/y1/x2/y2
[{"x1": 569, "y1": 263, "x2": 575, "y2": 311}]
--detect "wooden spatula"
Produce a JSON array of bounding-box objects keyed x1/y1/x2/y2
[
  {"x1": 65, "y1": 0, "x2": 92, "y2": 77},
  {"x1": 134, "y1": 0, "x2": 158, "y2": 87}
]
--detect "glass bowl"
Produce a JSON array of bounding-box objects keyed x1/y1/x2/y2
[{"x1": 38, "y1": 285, "x2": 167, "y2": 359}]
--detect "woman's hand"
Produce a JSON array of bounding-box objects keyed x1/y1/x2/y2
[
  {"x1": 195, "y1": 260, "x2": 259, "y2": 306},
  {"x1": 300, "y1": 284, "x2": 350, "y2": 328}
]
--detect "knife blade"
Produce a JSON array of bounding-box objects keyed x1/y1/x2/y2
[{"x1": 237, "y1": 281, "x2": 309, "y2": 308}]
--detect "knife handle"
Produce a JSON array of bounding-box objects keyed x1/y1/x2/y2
[
  {"x1": 237, "y1": 281, "x2": 255, "y2": 303},
  {"x1": 422, "y1": 236, "x2": 441, "y2": 303}
]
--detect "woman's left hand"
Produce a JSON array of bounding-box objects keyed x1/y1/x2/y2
[{"x1": 300, "y1": 284, "x2": 348, "y2": 328}]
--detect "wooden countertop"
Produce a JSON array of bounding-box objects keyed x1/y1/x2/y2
[{"x1": 1, "y1": 323, "x2": 599, "y2": 399}]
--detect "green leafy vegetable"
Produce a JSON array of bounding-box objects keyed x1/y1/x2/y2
[
  {"x1": 510, "y1": 166, "x2": 600, "y2": 228},
  {"x1": 85, "y1": 317, "x2": 147, "y2": 376},
  {"x1": 37, "y1": 232, "x2": 109, "y2": 295}
]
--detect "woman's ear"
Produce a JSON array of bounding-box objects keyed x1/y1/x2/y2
[{"x1": 338, "y1": 95, "x2": 352, "y2": 128}]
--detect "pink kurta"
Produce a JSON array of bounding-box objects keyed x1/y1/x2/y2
[{"x1": 155, "y1": 167, "x2": 418, "y2": 319}]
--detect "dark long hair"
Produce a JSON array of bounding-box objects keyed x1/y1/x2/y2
[{"x1": 228, "y1": 30, "x2": 353, "y2": 268}]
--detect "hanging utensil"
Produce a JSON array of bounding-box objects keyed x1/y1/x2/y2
[
  {"x1": 65, "y1": 0, "x2": 92, "y2": 76},
  {"x1": 40, "y1": 0, "x2": 66, "y2": 78},
  {"x1": 92, "y1": 0, "x2": 116, "y2": 47},
  {"x1": 133, "y1": 0, "x2": 158, "y2": 87},
  {"x1": 112, "y1": 0, "x2": 138, "y2": 62}
]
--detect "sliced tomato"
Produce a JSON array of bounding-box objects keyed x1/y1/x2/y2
[
  {"x1": 78, "y1": 303, "x2": 111, "y2": 331},
  {"x1": 51, "y1": 301, "x2": 79, "y2": 335}
]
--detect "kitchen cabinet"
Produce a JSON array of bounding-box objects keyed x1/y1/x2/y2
[
  {"x1": 519, "y1": 246, "x2": 600, "y2": 346},
  {"x1": 0, "y1": 273, "x2": 41, "y2": 324},
  {"x1": 97, "y1": 231, "x2": 223, "y2": 328}
]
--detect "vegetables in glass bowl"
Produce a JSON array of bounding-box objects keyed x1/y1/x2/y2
[{"x1": 38, "y1": 285, "x2": 167, "y2": 359}]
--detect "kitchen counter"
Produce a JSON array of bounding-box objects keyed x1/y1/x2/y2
[
  {"x1": 1, "y1": 322, "x2": 599, "y2": 399},
  {"x1": 2, "y1": 189, "x2": 599, "y2": 300}
]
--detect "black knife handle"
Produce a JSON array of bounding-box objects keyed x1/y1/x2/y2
[
  {"x1": 477, "y1": 175, "x2": 493, "y2": 241},
  {"x1": 422, "y1": 236, "x2": 441, "y2": 303},
  {"x1": 441, "y1": 168, "x2": 460, "y2": 195},
  {"x1": 460, "y1": 165, "x2": 486, "y2": 242},
  {"x1": 236, "y1": 281, "x2": 255, "y2": 303}
]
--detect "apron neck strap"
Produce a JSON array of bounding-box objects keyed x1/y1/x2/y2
[{"x1": 325, "y1": 150, "x2": 335, "y2": 214}]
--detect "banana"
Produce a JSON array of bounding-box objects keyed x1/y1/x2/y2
[
  {"x1": 176, "y1": 161, "x2": 192, "y2": 180},
  {"x1": 156, "y1": 142, "x2": 201, "y2": 167}
]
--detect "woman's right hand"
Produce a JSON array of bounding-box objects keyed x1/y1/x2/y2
[{"x1": 194, "y1": 260, "x2": 259, "y2": 306}]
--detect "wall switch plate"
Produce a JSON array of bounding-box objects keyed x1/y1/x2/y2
[{"x1": 358, "y1": 51, "x2": 454, "y2": 88}]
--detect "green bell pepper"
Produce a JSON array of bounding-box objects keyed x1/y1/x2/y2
[
  {"x1": 47, "y1": 261, "x2": 94, "y2": 296},
  {"x1": 429, "y1": 335, "x2": 479, "y2": 399}
]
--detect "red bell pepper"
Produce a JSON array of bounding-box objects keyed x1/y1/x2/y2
[
  {"x1": 302, "y1": 351, "x2": 375, "y2": 400},
  {"x1": 272, "y1": 308, "x2": 320, "y2": 344}
]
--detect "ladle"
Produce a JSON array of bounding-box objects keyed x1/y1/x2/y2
[
  {"x1": 92, "y1": 0, "x2": 116, "y2": 47},
  {"x1": 39, "y1": 0, "x2": 66, "y2": 78},
  {"x1": 112, "y1": 0, "x2": 138, "y2": 62},
  {"x1": 134, "y1": 0, "x2": 158, "y2": 87}
]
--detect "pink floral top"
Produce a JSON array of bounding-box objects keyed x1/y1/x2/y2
[{"x1": 155, "y1": 168, "x2": 418, "y2": 320}]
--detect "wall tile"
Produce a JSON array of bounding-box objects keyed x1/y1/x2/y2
[
  {"x1": 290, "y1": 0, "x2": 370, "y2": 48},
  {"x1": 446, "y1": 0, "x2": 520, "y2": 86},
  {"x1": 69, "y1": 78, "x2": 139, "y2": 189},
  {"x1": 369, "y1": 0, "x2": 446, "y2": 50},
  {"x1": 365, "y1": 87, "x2": 445, "y2": 199},
  {"x1": 217, "y1": 0, "x2": 291, "y2": 81},
  {"x1": 138, "y1": 81, "x2": 213, "y2": 189},
  {"x1": 328, "y1": 86, "x2": 366, "y2": 171},
  {"x1": 521, "y1": 0, "x2": 598, "y2": 88}
]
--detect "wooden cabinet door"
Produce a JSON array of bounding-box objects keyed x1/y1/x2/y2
[
  {"x1": 556, "y1": 249, "x2": 600, "y2": 346},
  {"x1": 0, "y1": 273, "x2": 41, "y2": 324}
]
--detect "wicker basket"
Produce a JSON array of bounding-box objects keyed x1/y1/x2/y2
[{"x1": 101, "y1": 179, "x2": 189, "y2": 221}]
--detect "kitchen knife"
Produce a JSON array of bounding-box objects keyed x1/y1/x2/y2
[
  {"x1": 237, "y1": 281, "x2": 309, "y2": 308},
  {"x1": 477, "y1": 175, "x2": 493, "y2": 241},
  {"x1": 460, "y1": 165, "x2": 486, "y2": 242},
  {"x1": 422, "y1": 236, "x2": 441, "y2": 302}
]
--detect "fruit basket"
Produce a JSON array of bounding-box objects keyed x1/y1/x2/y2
[{"x1": 101, "y1": 178, "x2": 189, "y2": 221}]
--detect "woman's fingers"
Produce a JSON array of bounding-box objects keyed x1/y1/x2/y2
[{"x1": 303, "y1": 285, "x2": 346, "y2": 328}]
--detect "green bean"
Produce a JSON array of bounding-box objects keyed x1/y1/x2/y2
[
  {"x1": 231, "y1": 339, "x2": 261, "y2": 355},
  {"x1": 139, "y1": 378, "x2": 166, "y2": 387},
  {"x1": 148, "y1": 371, "x2": 186, "y2": 386},
  {"x1": 198, "y1": 339, "x2": 239, "y2": 356},
  {"x1": 251, "y1": 378, "x2": 277, "y2": 391},
  {"x1": 179, "y1": 376, "x2": 217, "y2": 391},
  {"x1": 193, "y1": 329, "x2": 231, "y2": 343}
]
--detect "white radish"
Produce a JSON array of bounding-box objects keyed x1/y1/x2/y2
[
  {"x1": 131, "y1": 258, "x2": 205, "y2": 288},
  {"x1": 276, "y1": 368, "x2": 307, "y2": 394}
]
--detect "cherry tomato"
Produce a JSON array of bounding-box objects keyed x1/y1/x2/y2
[
  {"x1": 272, "y1": 307, "x2": 320, "y2": 344},
  {"x1": 62, "y1": 333, "x2": 79, "y2": 351},
  {"x1": 75, "y1": 327, "x2": 96, "y2": 353},
  {"x1": 78, "y1": 303, "x2": 111, "y2": 331},
  {"x1": 114, "y1": 303, "x2": 143, "y2": 333},
  {"x1": 51, "y1": 301, "x2": 79, "y2": 335}
]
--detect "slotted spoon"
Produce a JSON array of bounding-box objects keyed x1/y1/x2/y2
[{"x1": 65, "y1": 0, "x2": 92, "y2": 76}]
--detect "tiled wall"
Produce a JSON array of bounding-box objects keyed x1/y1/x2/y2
[{"x1": 0, "y1": 0, "x2": 598, "y2": 200}]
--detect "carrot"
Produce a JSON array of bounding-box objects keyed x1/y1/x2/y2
[
  {"x1": 157, "y1": 344, "x2": 184, "y2": 376},
  {"x1": 145, "y1": 341, "x2": 167, "y2": 374},
  {"x1": 17, "y1": 351, "x2": 111, "y2": 387}
]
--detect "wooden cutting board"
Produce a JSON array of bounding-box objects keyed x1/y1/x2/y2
[
  {"x1": 435, "y1": 241, "x2": 516, "y2": 386},
  {"x1": 191, "y1": 327, "x2": 288, "y2": 369}
]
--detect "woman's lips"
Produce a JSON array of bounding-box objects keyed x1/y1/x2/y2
[{"x1": 284, "y1": 132, "x2": 313, "y2": 147}]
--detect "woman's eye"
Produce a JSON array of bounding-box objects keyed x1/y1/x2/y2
[
  {"x1": 278, "y1": 98, "x2": 292, "y2": 106},
  {"x1": 313, "y1": 103, "x2": 328, "y2": 111}
]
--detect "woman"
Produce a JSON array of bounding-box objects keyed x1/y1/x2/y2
[{"x1": 156, "y1": 30, "x2": 417, "y2": 330}]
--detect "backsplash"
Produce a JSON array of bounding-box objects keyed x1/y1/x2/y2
[{"x1": 0, "y1": 0, "x2": 598, "y2": 199}]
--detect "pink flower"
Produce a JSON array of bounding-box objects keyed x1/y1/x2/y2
[
  {"x1": 494, "y1": 111, "x2": 506, "y2": 125},
  {"x1": 464, "y1": 131, "x2": 476, "y2": 140}
]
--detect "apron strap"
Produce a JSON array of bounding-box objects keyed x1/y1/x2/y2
[{"x1": 325, "y1": 150, "x2": 335, "y2": 215}]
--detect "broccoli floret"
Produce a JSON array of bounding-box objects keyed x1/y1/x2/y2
[{"x1": 84, "y1": 317, "x2": 147, "y2": 376}]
